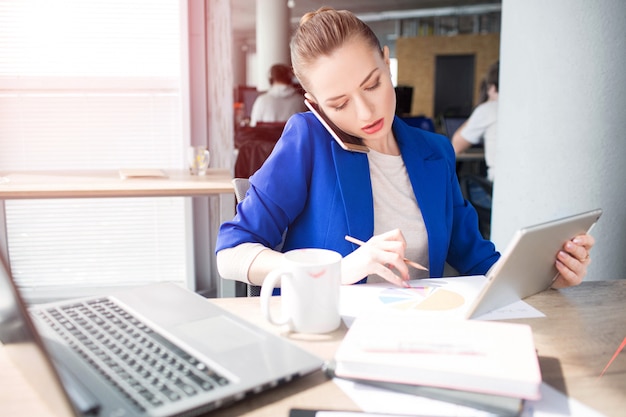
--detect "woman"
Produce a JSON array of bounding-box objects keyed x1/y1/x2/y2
[{"x1": 216, "y1": 7, "x2": 593, "y2": 289}]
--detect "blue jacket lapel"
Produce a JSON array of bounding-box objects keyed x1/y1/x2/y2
[
  {"x1": 331, "y1": 120, "x2": 448, "y2": 272},
  {"x1": 396, "y1": 121, "x2": 448, "y2": 271},
  {"x1": 331, "y1": 141, "x2": 373, "y2": 242}
]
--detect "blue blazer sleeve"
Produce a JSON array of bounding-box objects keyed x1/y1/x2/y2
[{"x1": 216, "y1": 113, "x2": 500, "y2": 278}]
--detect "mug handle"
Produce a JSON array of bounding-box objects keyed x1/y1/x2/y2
[{"x1": 260, "y1": 269, "x2": 291, "y2": 327}]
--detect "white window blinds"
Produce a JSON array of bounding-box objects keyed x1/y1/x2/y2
[{"x1": 0, "y1": 0, "x2": 191, "y2": 301}]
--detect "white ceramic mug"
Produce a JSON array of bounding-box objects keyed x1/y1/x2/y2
[{"x1": 260, "y1": 248, "x2": 342, "y2": 334}]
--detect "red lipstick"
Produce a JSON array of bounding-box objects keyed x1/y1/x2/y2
[{"x1": 362, "y1": 118, "x2": 384, "y2": 135}]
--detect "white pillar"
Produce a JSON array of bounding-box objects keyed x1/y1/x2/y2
[
  {"x1": 205, "y1": 0, "x2": 234, "y2": 169},
  {"x1": 255, "y1": 0, "x2": 291, "y2": 91},
  {"x1": 492, "y1": 0, "x2": 626, "y2": 280},
  {"x1": 204, "y1": 0, "x2": 236, "y2": 296}
]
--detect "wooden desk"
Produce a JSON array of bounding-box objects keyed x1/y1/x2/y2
[
  {"x1": 456, "y1": 149, "x2": 486, "y2": 178},
  {"x1": 1, "y1": 280, "x2": 624, "y2": 416},
  {"x1": 456, "y1": 149, "x2": 485, "y2": 162},
  {"x1": 0, "y1": 169, "x2": 234, "y2": 199},
  {"x1": 0, "y1": 169, "x2": 236, "y2": 297}
]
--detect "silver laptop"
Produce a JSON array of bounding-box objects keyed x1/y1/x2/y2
[
  {"x1": 466, "y1": 208, "x2": 602, "y2": 319},
  {"x1": 0, "y1": 255, "x2": 322, "y2": 416}
]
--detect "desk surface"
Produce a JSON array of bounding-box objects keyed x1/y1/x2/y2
[
  {"x1": 1, "y1": 280, "x2": 624, "y2": 417},
  {"x1": 0, "y1": 169, "x2": 234, "y2": 199},
  {"x1": 457, "y1": 148, "x2": 485, "y2": 161}
]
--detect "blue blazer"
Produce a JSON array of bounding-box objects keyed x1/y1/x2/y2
[{"x1": 217, "y1": 112, "x2": 500, "y2": 279}]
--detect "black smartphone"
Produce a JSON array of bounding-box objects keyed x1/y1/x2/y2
[{"x1": 304, "y1": 99, "x2": 369, "y2": 153}]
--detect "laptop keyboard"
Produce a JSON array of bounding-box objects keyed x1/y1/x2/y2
[{"x1": 37, "y1": 298, "x2": 231, "y2": 412}]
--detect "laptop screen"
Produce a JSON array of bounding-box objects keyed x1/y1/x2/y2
[
  {"x1": 0, "y1": 256, "x2": 79, "y2": 416},
  {"x1": 443, "y1": 116, "x2": 468, "y2": 138}
]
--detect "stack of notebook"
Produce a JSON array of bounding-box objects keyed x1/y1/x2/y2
[{"x1": 330, "y1": 313, "x2": 542, "y2": 416}]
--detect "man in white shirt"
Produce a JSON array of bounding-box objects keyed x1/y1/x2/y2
[
  {"x1": 249, "y1": 64, "x2": 306, "y2": 127},
  {"x1": 452, "y1": 61, "x2": 499, "y2": 182}
]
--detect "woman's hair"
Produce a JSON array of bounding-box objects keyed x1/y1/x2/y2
[{"x1": 290, "y1": 7, "x2": 382, "y2": 91}]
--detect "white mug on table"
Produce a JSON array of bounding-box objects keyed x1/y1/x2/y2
[{"x1": 260, "y1": 248, "x2": 342, "y2": 334}]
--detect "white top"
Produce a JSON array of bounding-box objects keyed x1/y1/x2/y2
[
  {"x1": 367, "y1": 148, "x2": 429, "y2": 282},
  {"x1": 249, "y1": 84, "x2": 306, "y2": 127},
  {"x1": 460, "y1": 100, "x2": 498, "y2": 181}
]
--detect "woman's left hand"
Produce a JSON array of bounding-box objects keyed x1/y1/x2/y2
[{"x1": 552, "y1": 234, "x2": 595, "y2": 288}]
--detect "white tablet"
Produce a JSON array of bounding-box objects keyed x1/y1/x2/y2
[{"x1": 466, "y1": 208, "x2": 602, "y2": 319}]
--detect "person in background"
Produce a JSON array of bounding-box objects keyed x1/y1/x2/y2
[
  {"x1": 216, "y1": 9, "x2": 593, "y2": 290},
  {"x1": 452, "y1": 61, "x2": 499, "y2": 181},
  {"x1": 477, "y1": 77, "x2": 489, "y2": 105},
  {"x1": 249, "y1": 64, "x2": 306, "y2": 127}
]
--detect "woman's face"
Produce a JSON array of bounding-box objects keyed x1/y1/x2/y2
[{"x1": 305, "y1": 37, "x2": 396, "y2": 148}]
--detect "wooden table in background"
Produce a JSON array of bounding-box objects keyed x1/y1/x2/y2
[
  {"x1": 0, "y1": 169, "x2": 234, "y2": 199},
  {"x1": 0, "y1": 169, "x2": 236, "y2": 297},
  {"x1": 456, "y1": 149, "x2": 485, "y2": 162}
]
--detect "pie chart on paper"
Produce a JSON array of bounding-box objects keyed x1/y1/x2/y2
[{"x1": 378, "y1": 286, "x2": 465, "y2": 311}]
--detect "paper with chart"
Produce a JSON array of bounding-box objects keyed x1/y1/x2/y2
[{"x1": 339, "y1": 276, "x2": 544, "y2": 321}]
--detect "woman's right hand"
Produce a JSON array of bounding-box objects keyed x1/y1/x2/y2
[{"x1": 341, "y1": 228, "x2": 410, "y2": 287}]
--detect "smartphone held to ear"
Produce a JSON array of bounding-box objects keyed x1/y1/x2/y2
[{"x1": 304, "y1": 99, "x2": 369, "y2": 153}]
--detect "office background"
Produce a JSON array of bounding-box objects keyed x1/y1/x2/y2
[
  {"x1": 208, "y1": 0, "x2": 626, "y2": 285},
  {"x1": 1, "y1": 0, "x2": 624, "y2": 298}
]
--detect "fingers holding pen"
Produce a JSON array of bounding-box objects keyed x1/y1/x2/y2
[
  {"x1": 341, "y1": 249, "x2": 407, "y2": 286},
  {"x1": 371, "y1": 261, "x2": 411, "y2": 288},
  {"x1": 344, "y1": 229, "x2": 411, "y2": 286},
  {"x1": 371, "y1": 245, "x2": 411, "y2": 284}
]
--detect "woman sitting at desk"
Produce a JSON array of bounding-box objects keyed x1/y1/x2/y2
[{"x1": 216, "y1": 8, "x2": 594, "y2": 289}]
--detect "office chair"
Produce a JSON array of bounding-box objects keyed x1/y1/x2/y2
[
  {"x1": 234, "y1": 122, "x2": 284, "y2": 179},
  {"x1": 231, "y1": 178, "x2": 262, "y2": 297},
  {"x1": 232, "y1": 177, "x2": 250, "y2": 203},
  {"x1": 458, "y1": 174, "x2": 493, "y2": 239}
]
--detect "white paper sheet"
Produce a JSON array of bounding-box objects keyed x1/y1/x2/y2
[
  {"x1": 340, "y1": 276, "x2": 545, "y2": 323},
  {"x1": 473, "y1": 299, "x2": 545, "y2": 321},
  {"x1": 334, "y1": 379, "x2": 605, "y2": 417}
]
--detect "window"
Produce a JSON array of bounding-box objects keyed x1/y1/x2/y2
[{"x1": 0, "y1": 0, "x2": 191, "y2": 302}]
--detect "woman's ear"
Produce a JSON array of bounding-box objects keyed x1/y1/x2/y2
[{"x1": 382, "y1": 45, "x2": 391, "y2": 67}]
